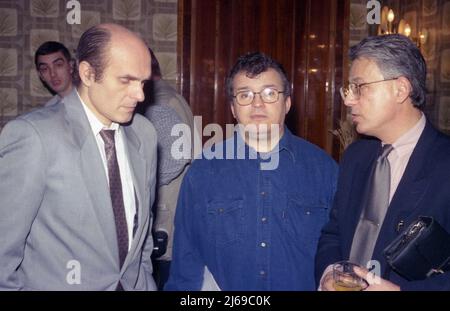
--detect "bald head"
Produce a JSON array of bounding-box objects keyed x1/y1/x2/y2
[
  {"x1": 76, "y1": 23, "x2": 150, "y2": 85},
  {"x1": 98, "y1": 23, "x2": 141, "y2": 40},
  {"x1": 76, "y1": 23, "x2": 151, "y2": 126}
]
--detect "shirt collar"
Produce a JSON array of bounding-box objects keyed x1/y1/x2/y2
[
  {"x1": 389, "y1": 113, "x2": 426, "y2": 158},
  {"x1": 277, "y1": 126, "x2": 296, "y2": 162},
  {"x1": 234, "y1": 125, "x2": 296, "y2": 163},
  {"x1": 76, "y1": 90, "x2": 120, "y2": 136}
]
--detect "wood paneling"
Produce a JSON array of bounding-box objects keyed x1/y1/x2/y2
[{"x1": 178, "y1": 0, "x2": 350, "y2": 159}]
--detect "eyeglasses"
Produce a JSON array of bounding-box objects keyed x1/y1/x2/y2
[
  {"x1": 233, "y1": 87, "x2": 284, "y2": 106},
  {"x1": 340, "y1": 78, "x2": 398, "y2": 100}
]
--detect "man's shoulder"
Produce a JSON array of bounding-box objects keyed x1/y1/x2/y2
[
  {"x1": 44, "y1": 95, "x2": 61, "y2": 107},
  {"x1": 343, "y1": 138, "x2": 378, "y2": 156},
  {"x1": 130, "y1": 113, "x2": 157, "y2": 135},
  {"x1": 288, "y1": 134, "x2": 336, "y2": 165},
  {"x1": 184, "y1": 140, "x2": 232, "y2": 175},
  {"x1": 9, "y1": 103, "x2": 65, "y2": 130},
  {"x1": 433, "y1": 129, "x2": 450, "y2": 148},
  {"x1": 0, "y1": 105, "x2": 68, "y2": 152},
  {"x1": 428, "y1": 129, "x2": 450, "y2": 164},
  {"x1": 289, "y1": 134, "x2": 325, "y2": 153},
  {"x1": 144, "y1": 103, "x2": 182, "y2": 128}
]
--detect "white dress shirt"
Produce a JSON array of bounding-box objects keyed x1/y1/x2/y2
[{"x1": 77, "y1": 90, "x2": 136, "y2": 250}]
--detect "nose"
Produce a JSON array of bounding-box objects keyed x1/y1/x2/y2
[
  {"x1": 49, "y1": 67, "x2": 56, "y2": 78},
  {"x1": 343, "y1": 96, "x2": 357, "y2": 107},
  {"x1": 131, "y1": 82, "x2": 145, "y2": 102},
  {"x1": 251, "y1": 93, "x2": 265, "y2": 107}
]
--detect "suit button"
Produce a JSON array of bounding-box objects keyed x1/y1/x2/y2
[{"x1": 396, "y1": 220, "x2": 405, "y2": 233}]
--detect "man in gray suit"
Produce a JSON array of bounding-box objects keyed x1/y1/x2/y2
[{"x1": 0, "y1": 23, "x2": 157, "y2": 290}]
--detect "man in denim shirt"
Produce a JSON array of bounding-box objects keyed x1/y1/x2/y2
[{"x1": 165, "y1": 52, "x2": 338, "y2": 290}]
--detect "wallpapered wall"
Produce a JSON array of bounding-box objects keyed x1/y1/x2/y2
[
  {"x1": 350, "y1": 0, "x2": 450, "y2": 136},
  {"x1": 0, "y1": 0, "x2": 178, "y2": 131}
]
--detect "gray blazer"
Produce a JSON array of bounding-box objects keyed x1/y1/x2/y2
[{"x1": 0, "y1": 89, "x2": 158, "y2": 290}]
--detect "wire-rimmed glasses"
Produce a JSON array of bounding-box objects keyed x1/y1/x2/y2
[
  {"x1": 340, "y1": 78, "x2": 399, "y2": 100},
  {"x1": 233, "y1": 87, "x2": 284, "y2": 106}
]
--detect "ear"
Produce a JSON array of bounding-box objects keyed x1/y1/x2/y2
[
  {"x1": 395, "y1": 76, "x2": 412, "y2": 104},
  {"x1": 78, "y1": 61, "x2": 95, "y2": 87},
  {"x1": 284, "y1": 95, "x2": 292, "y2": 114},
  {"x1": 230, "y1": 102, "x2": 237, "y2": 119}
]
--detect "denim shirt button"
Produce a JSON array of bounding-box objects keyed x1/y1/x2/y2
[{"x1": 260, "y1": 242, "x2": 267, "y2": 247}]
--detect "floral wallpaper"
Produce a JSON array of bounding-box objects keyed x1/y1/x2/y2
[
  {"x1": 350, "y1": 0, "x2": 450, "y2": 136},
  {"x1": 0, "y1": 0, "x2": 178, "y2": 131}
]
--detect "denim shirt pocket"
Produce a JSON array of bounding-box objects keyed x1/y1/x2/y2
[
  {"x1": 283, "y1": 196, "x2": 328, "y2": 250},
  {"x1": 207, "y1": 199, "x2": 244, "y2": 246}
]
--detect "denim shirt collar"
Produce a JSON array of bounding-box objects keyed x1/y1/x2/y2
[{"x1": 234, "y1": 125, "x2": 296, "y2": 163}]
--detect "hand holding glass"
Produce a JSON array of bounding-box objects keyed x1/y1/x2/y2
[{"x1": 332, "y1": 261, "x2": 369, "y2": 291}]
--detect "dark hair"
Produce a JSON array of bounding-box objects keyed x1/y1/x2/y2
[
  {"x1": 34, "y1": 41, "x2": 72, "y2": 69},
  {"x1": 148, "y1": 48, "x2": 162, "y2": 79},
  {"x1": 75, "y1": 25, "x2": 111, "y2": 86},
  {"x1": 349, "y1": 34, "x2": 427, "y2": 108},
  {"x1": 225, "y1": 52, "x2": 291, "y2": 103}
]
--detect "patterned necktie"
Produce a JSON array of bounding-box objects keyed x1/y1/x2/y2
[
  {"x1": 350, "y1": 144, "x2": 394, "y2": 267},
  {"x1": 100, "y1": 129, "x2": 129, "y2": 268}
]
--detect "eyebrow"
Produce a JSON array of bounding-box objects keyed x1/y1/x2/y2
[
  {"x1": 120, "y1": 74, "x2": 151, "y2": 82},
  {"x1": 38, "y1": 57, "x2": 66, "y2": 68},
  {"x1": 349, "y1": 77, "x2": 365, "y2": 83},
  {"x1": 235, "y1": 84, "x2": 278, "y2": 92}
]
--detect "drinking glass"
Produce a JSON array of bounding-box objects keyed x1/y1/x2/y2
[{"x1": 332, "y1": 261, "x2": 369, "y2": 291}]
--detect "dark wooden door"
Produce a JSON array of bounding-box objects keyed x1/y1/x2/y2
[{"x1": 178, "y1": 0, "x2": 349, "y2": 160}]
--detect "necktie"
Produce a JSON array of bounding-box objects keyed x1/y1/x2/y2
[
  {"x1": 100, "y1": 129, "x2": 129, "y2": 268},
  {"x1": 350, "y1": 144, "x2": 394, "y2": 267}
]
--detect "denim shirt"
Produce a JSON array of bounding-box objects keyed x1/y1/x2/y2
[{"x1": 165, "y1": 128, "x2": 338, "y2": 290}]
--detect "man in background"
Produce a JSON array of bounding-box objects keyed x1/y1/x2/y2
[
  {"x1": 142, "y1": 48, "x2": 196, "y2": 290},
  {"x1": 34, "y1": 41, "x2": 74, "y2": 105}
]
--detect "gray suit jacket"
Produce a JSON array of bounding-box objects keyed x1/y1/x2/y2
[
  {"x1": 0, "y1": 89, "x2": 158, "y2": 290},
  {"x1": 44, "y1": 94, "x2": 61, "y2": 107}
]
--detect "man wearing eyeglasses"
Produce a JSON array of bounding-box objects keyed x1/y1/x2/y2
[
  {"x1": 165, "y1": 52, "x2": 338, "y2": 290},
  {"x1": 316, "y1": 34, "x2": 450, "y2": 290}
]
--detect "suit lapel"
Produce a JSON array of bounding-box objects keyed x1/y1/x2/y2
[
  {"x1": 62, "y1": 90, "x2": 118, "y2": 264},
  {"x1": 382, "y1": 122, "x2": 437, "y2": 224},
  {"x1": 121, "y1": 125, "x2": 149, "y2": 268},
  {"x1": 374, "y1": 121, "x2": 437, "y2": 257},
  {"x1": 346, "y1": 143, "x2": 379, "y2": 237}
]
